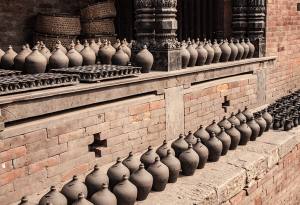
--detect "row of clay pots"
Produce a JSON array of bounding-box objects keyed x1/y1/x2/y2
[{"x1": 180, "y1": 38, "x2": 255, "y2": 68}]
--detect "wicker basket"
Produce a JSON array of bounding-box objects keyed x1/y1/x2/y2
[
  {"x1": 34, "y1": 33, "x2": 77, "y2": 51},
  {"x1": 81, "y1": 0, "x2": 116, "y2": 20},
  {"x1": 36, "y1": 13, "x2": 81, "y2": 35},
  {"x1": 82, "y1": 18, "x2": 115, "y2": 35}
]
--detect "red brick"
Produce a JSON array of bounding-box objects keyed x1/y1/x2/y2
[
  {"x1": 58, "y1": 129, "x2": 85, "y2": 144},
  {"x1": 149, "y1": 100, "x2": 165, "y2": 111},
  {"x1": 0, "y1": 167, "x2": 26, "y2": 186},
  {"x1": 61, "y1": 163, "x2": 89, "y2": 182},
  {"x1": 28, "y1": 156, "x2": 60, "y2": 174},
  {"x1": 230, "y1": 190, "x2": 246, "y2": 205},
  {"x1": 129, "y1": 103, "x2": 150, "y2": 115},
  {"x1": 0, "y1": 146, "x2": 26, "y2": 163}
]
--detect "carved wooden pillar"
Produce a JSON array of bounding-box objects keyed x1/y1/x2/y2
[
  {"x1": 247, "y1": 0, "x2": 266, "y2": 57},
  {"x1": 213, "y1": 0, "x2": 225, "y2": 39},
  {"x1": 232, "y1": 0, "x2": 248, "y2": 39}
]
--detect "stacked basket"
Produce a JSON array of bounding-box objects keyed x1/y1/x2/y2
[
  {"x1": 80, "y1": 0, "x2": 117, "y2": 42},
  {"x1": 35, "y1": 13, "x2": 81, "y2": 50}
]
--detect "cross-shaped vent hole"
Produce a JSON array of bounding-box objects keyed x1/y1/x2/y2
[{"x1": 89, "y1": 133, "x2": 108, "y2": 157}]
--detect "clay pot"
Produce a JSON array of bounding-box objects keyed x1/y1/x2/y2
[
  {"x1": 262, "y1": 109, "x2": 273, "y2": 131},
  {"x1": 236, "y1": 109, "x2": 247, "y2": 122},
  {"x1": 67, "y1": 42, "x2": 83, "y2": 67},
  {"x1": 220, "y1": 39, "x2": 231, "y2": 62},
  {"x1": 120, "y1": 40, "x2": 131, "y2": 59},
  {"x1": 246, "y1": 38, "x2": 255, "y2": 58},
  {"x1": 90, "y1": 39, "x2": 100, "y2": 56},
  {"x1": 107, "y1": 158, "x2": 130, "y2": 189},
  {"x1": 75, "y1": 40, "x2": 84, "y2": 52},
  {"x1": 112, "y1": 47, "x2": 129, "y2": 66},
  {"x1": 49, "y1": 45, "x2": 69, "y2": 69},
  {"x1": 242, "y1": 106, "x2": 254, "y2": 122},
  {"x1": 72, "y1": 193, "x2": 93, "y2": 205},
  {"x1": 24, "y1": 46, "x2": 47, "y2": 74},
  {"x1": 206, "y1": 120, "x2": 222, "y2": 135},
  {"x1": 26, "y1": 44, "x2": 32, "y2": 52},
  {"x1": 196, "y1": 43, "x2": 208, "y2": 66},
  {"x1": 14, "y1": 45, "x2": 31, "y2": 71},
  {"x1": 140, "y1": 146, "x2": 160, "y2": 169},
  {"x1": 129, "y1": 164, "x2": 153, "y2": 201},
  {"x1": 1, "y1": 45, "x2": 17, "y2": 69},
  {"x1": 40, "y1": 44, "x2": 51, "y2": 62},
  {"x1": 206, "y1": 132, "x2": 223, "y2": 162},
  {"x1": 229, "y1": 39, "x2": 238, "y2": 61},
  {"x1": 228, "y1": 112, "x2": 241, "y2": 126},
  {"x1": 193, "y1": 138, "x2": 209, "y2": 169},
  {"x1": 171, "y1": 134, "x2": 189, "y2": 157},
  {"x1": 98, "y1": 42, "x2": 115, "y2": 64},
  {"x1": 193, "y1": 125, "x2": 210, "y2": 144},
  {"x1": 39, "y1": 186, "x2": 68, "y2": 205},
  {"x1": 56, "y1": 41, "x2": 67, "y2": 54},
  {"x1": 218, "y1": 116, "x2": 232, "y2": 130},
  {"x1": 147, "y1": 157, "x2": 169, "y2": 191},
  {"x1": 113, "y1": 175, "x2": 137, "y2": 205},
  {"x1": 18, "y1": 196, "x2": 35, "y2": 205},
  {"x1": 241, "y1": 39, "x2": 249, "y2": 59},
  {"x1": 204, "y1": 41, "x2": 214, "y2": 65},
  {"x1": 255, "y1": 113, "x2": 267, "y2": 137},
  {"x1": 90, "y1": 183, "x2": 117, "y2": 205},
  {"x1": 247, "y1": 117, "x2": 260, "y2": 141},
  {"x1": 0, "y1": 49, "x2": 5, "y2": 62},
  {"x1": 180, "y1": 43, "x2": 190, "y2": 68},
  {"x1": 156, "y1": 140, "x2": 175, "y2": 158},
  {"x1": 61, "y1": 175, "x2": 88, "y2": 204},
  {"x1": 161, "y1": 150, "x2": 181, "y2": 183},
  {"x1": 134, "y1": 45, "x2": 154, "y2": 73},
  {"x1": 217, "y1": 127, "x2": 231, "y2": 156},
  {"x1": 85, "y1": 165, "x2": 109, "y2": 198},
  {"x1": 179, "y1": 144, "x2": 199, "y2": 176},
  {"x1": 235, "y1": 40, "x2": 244, "y2": 60},
  {"x1": 113, "y1": 39, "x2": 121, "y2": 50},
  {"x1": 122, "y1": 152, "x2": 140, "y2": 174},
  {"x1": 187, "y1": 42, "x2": 198, "y2": 67},
  {"x1": 212, "y1": 40, "x2": 222, "y2": 63},
  {"x1": 81, "y1": 41, "x2": 96, "y2": 65},
  {"x1": 237, "y1": 120, "x2": 252, "y2": 145},
  {"x1": 185, "y1": 131, "x2": 197, "y2": 145},
  {"x1": 226, "y1": 124, "x2": 241, "y2": 150},
  {"x1": 97, "y1": 38, "x2": 102, "y2": 48}
]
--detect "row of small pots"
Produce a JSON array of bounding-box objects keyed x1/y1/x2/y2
[
  {"x1": 180, "y1": 38, "x2": 255, "y2": 68},
  {"x1": 18, "y1": 106, "x2": 273, "y2": 205}
]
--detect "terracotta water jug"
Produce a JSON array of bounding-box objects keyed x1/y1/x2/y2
[
  {"x1": 218, "y1": 116, "x2": 232, "y2": 130},
  {"x1": 212, "y1": 40, "x2": 222, "y2": 63},
  {"x1": 0, "y1": 48, "x2": 5, "y2": 62},
  {"x1": 156, "y1": 140, "x2": 175, "y2": 158},
  {"x1": 187, "y1": 42, "x2": 198, "y2": 67},
  {"x1": 90, "y1": 183, "x2": 117, "y2": 205},
  {"x1": 24, "y1": 46, "x2": 47, "y2": 74},
  {"x1": 39, "y1": 186, "x2": 67, "y2": 205},
  {"x1": 180, "y1": 43, "x2": 190, "y2": 68},
  {"x1": 206, "y1": 132, "x2": 223, "y2": 162},
  {"x1": 56, "y1": 40, "x2": 67, "y2": 54},
  {"x1": 243, "y1": 106, "x2": 254, "y2": 122},
  {"x1": 49, "y1": 45, "x2": 69, "y2": 69},
  {"x1": 120, "y1": 40, "x2": 131, "y2": 59},
  {"x1": 171, "y1": 134, "x2": 189, "y2": 157},
  {"x1": 90, "y1": 39, "x2": 99, "y2": 56},
  {"x1": 26, "y1": 44, "x2": 32, "y2": 52},
  {"x1": 107, "y1": 158, "x2": 130, "y2": 189},
  {"x1": 18, "y1": 196, "x2": 35, "y2": 205},
  {"x1": 67, "y1": 45, "x2": 83, "y2": 67},
  {"x1": 229, "y1": 39, "x2": 238, "y2": 61},
  {"x1": 247, "y1": 117, "x2": 260, "y2": 141},
  {"x1": 161, "y1": 150, "x2": 181, "y2": 183},
  {"x1": 81, "y1": 40, "x2": 96, "y2": 65},
  {"x1": 204, "y1": 41, "x2": 214, "y2": 65},
  {"x1": 206, "y1": 120, "x2": 221, "y2": 135},
  {"x1": 235, "y1": 40, "x2": 244, "y2": 60},
  {"x1": 147, "y1": 157, "x2": 169, "y2": 191},
  {"x1": 228, "y1": 112, "x2": 241, "y2": 126},
  {"x1": 193, "y1": 138, "x2": 209, "y2": 169},
  {"x1": 185, "y1": 131, "x2": 197, "y2": 145},
  {"x1": 220, "y1": 39, "x2": 231, "y2": 62},
  {"x1": 40, "y1": 44, "x2": 51, "y2": 62},
  {"x1": 134, "y1": 45, "x2": 154, "y2": 73},
  {"x1": 236, "y1": 109, "x2": 247, "y2": 122},
  {"x1": 98, "y1": 42, "x2": 115, "y2": 64},
  {"x1": 97, "y1": 38, "x2": 102, "y2": 48},
  {"x1": 246, "y1": 38, "x2": 255, "y2": 58},
  {"x1": 226, "y1": 124, "x2": 241, "y2": 150},
  {"x1": 14, "y1": 45, "x2": 31, "y2": 71},
  {"x1": 113, "y1": 39, "x2": 121, "y2": 50},
  {"x1": 241, "y1": 39, "x2": 249, "y2": 59},
  {"x1": 1, "y1": 45, "x2": 17, "y2": 69},
  {"x1": 255, "y1": 113, "x2": 267, "y2": 137},
  {"x1": 196, "y1": 43, "x2": 208, "y2": 66},
  {"x1": 72, "y1": 193, "x2": 93, "y2": 205},
  {"x1": 179, "y1": 144, "x2": 199, "y2": 176},
  {"x1": 217, "y1": 127, "x2": 231, "y2": 156},
  {"x1": 237, "y1": 120, "x2": 252, "y2": 145},
  {"x1": 140, "y1": 146, "x2": 160, "y2": 168},
  {"x1": 112, "y1": 47, "x2": 129, "y2": 66},
  {"x1": 262, "y1": 109, "x2": 273, "y2": 131},
  {"x1": 85, "y1": 165, "x2": 109, "y2": 198},
  {"x1": 113, "y1": 175, "x2": 137, "y2": 205},
  {"x1": 130, "y1": 164, "x2": 153, "y2": 201},
  {"x1": 61, "y1": 175, "x2": 88, "y2": 204},
  {"x1": 122, "y1": 152, "x2": 140, "y2": 174},
  {"x1": 75, "y1": 40, "x2": 84, "y2": 52},
  {"x1": 193, "y1": 125, "x2": 210, "y2": 144}
]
